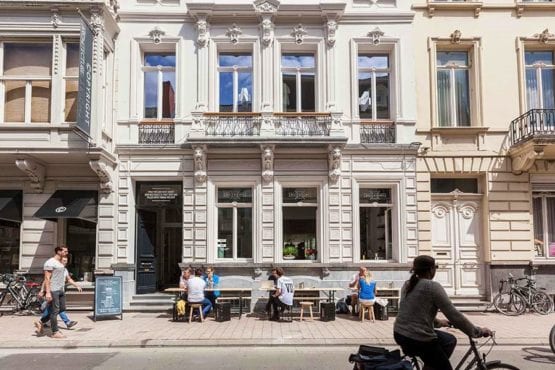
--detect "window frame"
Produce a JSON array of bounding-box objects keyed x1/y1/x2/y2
[
  {"x1": 217, "y1": 52, "x2": 253, "y2": 113},
  {"x1": 436, "y1": 50, "x2": 471, "y2": 127},
  {"x1": 428, "y1": 37, "x2": 483, "y2": 128},
  {"x1": 523, "y1": 49, "x2": 555, "y2": 110},
  {"x1": 532, "y1": 192, "x2": 555, "y2": 259},
  {"x1": 141, "y1": 51, "x2": 176, "y2": 121},
  {"x1": 63, "y1": 41, "x2": 79, "y2": 123},
  {"x1": 357, "y1": 53, "x2": 391, "y2": 120},
  {"x1": 0, "y1": 40, "x2": 54, "y2": 124},
  {"x1": 280, "y1": 52, "x2": 317, "y2": 113}
]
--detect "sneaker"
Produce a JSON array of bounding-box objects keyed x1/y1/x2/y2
[
  {"x1": 34, "y1": 320, "x2": 43, "y2": 335},
  {"x1": 66, "y1": 321, "x2": 78, "y2": 329},
  {"x1": 51, "y1": 331, "x2": 65, "y2": 339}
]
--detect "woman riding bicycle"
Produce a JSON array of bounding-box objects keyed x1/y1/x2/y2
[{"x1": 394, "y1": 255, "x2": 493, "y2": 370}]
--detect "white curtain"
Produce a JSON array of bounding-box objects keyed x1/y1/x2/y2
[
  {"x1": 359, "y1": 90, "x2": 370, "y2": 112},
  {"x1": 526, "y1": 68, "x2": 539, "y2": 110},
  {"x1": 437, "y1": 70, "x2": 451, "y2": 126}
]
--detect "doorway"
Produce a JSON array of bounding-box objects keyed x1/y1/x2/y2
[{"x1": 135, "y1": 182, "x2": 182, "y2": 294}]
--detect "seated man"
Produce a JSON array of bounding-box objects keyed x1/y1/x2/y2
[
  {"x1": 269, "y1": 267, "x2": 294, "y2": 321},
  {"x1": 348, "y1": 266, "x2": 367, "y2": 316},
  {"x1": 187, "y1": 268, "x2": 212, "y2": 318}
]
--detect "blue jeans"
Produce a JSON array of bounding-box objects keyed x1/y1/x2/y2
[
  {"x1": 394, "y1": 330, "x2": 457, "y2": 370},
  {"x1": 41, "y1": 305, "x2": 70, "y2": 326},
  {"x1": 189, "y1": 298, "x2": 212, "y2": 317}
]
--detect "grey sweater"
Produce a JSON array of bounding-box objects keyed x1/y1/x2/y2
[{"x1": 393, "y1": 279, "x2": 481, "y2": 341}]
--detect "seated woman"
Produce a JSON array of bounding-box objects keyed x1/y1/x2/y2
[
  {"x1": 203, "y1": 266, "x2": 220, "y2": 308},
  {"x1": 357, "y1": 269, "x2": 377, "y2": 313}
]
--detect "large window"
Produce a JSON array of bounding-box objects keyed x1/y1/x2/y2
[
  {"x1": 66, "y1": 219, "x2": 96, "y2": 280},
  {"x1": 358, "y1": 55, "x2": 390, "y2": 120},
  {"x1": 282, "y1": 187, "x2": 318, "y2": 261},
  {"x1": 2, "y1": 43, "x2": 52, "y2": 123},
  {"x1": 281, "y1": 54, "x2": 315, "y2": 112},
  {"x1": 525, "y1": 51, "x2": 555, "y2": 110},
  {"x1": 532, "y1": 193, "x2": 555, "y2": 258},
  {"x1": 217, "y1": 188, "x2": 253, "y2": 260},
  {"x1": 436, "y1": 51, "x2": 471, "y2": 127},
  {"x1": 218, "y1": 53, "x2": 253, "y2": 112},
  {"x1": 0, "y1": 220, "x2": 20, "y2": 274},
  {"x1": 64, "y1": 43, "x2": 79, "y2": 122},
  {"x1": 143, "y1": 53, "x2": 176, "y2": 120},
  {"x1": 359, "y1": 188, "x2": 392, "y2": 260}
]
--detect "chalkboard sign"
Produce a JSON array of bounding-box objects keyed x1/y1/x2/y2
[{"x1": 94, "y1": 276, "x2": 123, "y2": 321}]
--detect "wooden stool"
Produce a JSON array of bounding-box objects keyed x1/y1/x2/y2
[
  {"x1": 189, "y1": 303, "x2": 204, "y2": 323},
  {"x1": 360, "y1": 302, "x2": 375, "y2": 322},
  {"x1": 299, "y1": 301, "x2": 314, "y2": 321}
]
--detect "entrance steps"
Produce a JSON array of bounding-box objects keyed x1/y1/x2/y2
[
  {"x1": 450, "y1": 296, "x2": 490, "y2": 312},
  {"x1": 127, "y1": 292, "x2": 175, "y2": 312}
]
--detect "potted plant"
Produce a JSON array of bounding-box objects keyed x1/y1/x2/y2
[
  {"x1": 306, "y1": 248, "x2": 317, "y2": 260},
  {"x1": 283, "y1": 243, "x2": 297, "y2": 260}
]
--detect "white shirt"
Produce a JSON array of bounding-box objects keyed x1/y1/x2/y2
[
  {"x1": 186, "y1": 276, "x2": 206, "y2": 302},
  {"x1": 277, "y1": 276, "x2": 294, "y2": 306},
  {"x1": 44, "y1": 257, "x2": 65, "y2": 292}
]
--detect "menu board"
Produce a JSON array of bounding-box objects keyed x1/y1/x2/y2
[
  {"x1": 137, "y1": 183, "x2": 182, "y2": 208},
  {"x1": 94, "y1": 276, "x2": 123, "y2": 321}
]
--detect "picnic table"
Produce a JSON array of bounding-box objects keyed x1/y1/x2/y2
[
  {"x1": 260, "y1": 287, "x2": 345, "y2": 302},
  {"x1": 164, "y1": 287, "x2": 252, "y2": 319}
]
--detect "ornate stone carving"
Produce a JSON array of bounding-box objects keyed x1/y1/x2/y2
[
  {"x1": 431, "y1": 204, "x2": 449, "y2": 219},
  {"x1": 53, "y1": 35, "x2": 61, "y2": 75},
  {"x1": 51, "y1": 8, "x2": 61, "y2": 28},
  {"x1": 328, "y1": 145, "x2": 342, "y2": 183},
  {"x1": 196, "y1": 17, "x2": 210, "y2": 48},
  {"x1": 535, "y1": 29, "x2": 554, "y2": 44},
  {"x1": 325, "y1": 20, "x2": 337, "y2": 47},
  {"x1": 90, "y1": 8, "x2": 104, "y2": 34},
  {"x1": 368, "y1": 27, "x2": 384, "y2": 45},
  {"x1": 149, "y1": 27, "x2": 165, "y2": 44},
  {"x1": 193, "y1": 145, "x2": 207, "y2": 183},
  {"x1": 15, "y1": 159, "x2": 45, "y2": 193},
  {"x1": 89, "y1": 160, "x2": 113, "y2": 194},
  {"x1": 226, "y1": 23, "x2": 242, "y2": 44},
  {"x1": 458, "y1": 204, "x2": 477, "y2": 220},
  {"x1": 261, "y1": 145, "x2": 274, "y2": 183},
  {"x1": 292, "y1": 24, "x2": 307, "y2": 45},
  {"x1": 512, "y1": 148, "x2": 544, "y2": 173},
  {"x1": 450, "y1": 29, "x2": 462, "y2": 44},
  {"x1": 254, "y1": 0, "x2": 280, "y2": 13},
  {"x1": 260, "y1": 16, "x2": 274, "y2": 47}
]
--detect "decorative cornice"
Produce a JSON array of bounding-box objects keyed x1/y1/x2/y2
[
  {"x1": 193, "y1": 145, "x2": 207, "y2": 183},
  {"x1": 261, "y1": 145, "x2": 274, "y2": 183},
  {"x1": 328, "y1": 145, "x2": 342, "y2": 183},
  {"x1": 15, "y1": 159, "x2": 45, "y2": 193},
  {"x1": 89, "y1": 160, "x2": 113, "y2": 194},
  {"x1": 253, "y1": 0, "x2": 280, "y2": 14},
  {"x1": 226, "y1": 23, "x2": 242, "y2": 44},
  {"x1": 292, "y1": 23, "x2": 307, "y2": 45},
  {"x1": 148, "y1": 26, "x2": 165, "y2": 44},
  {"x1": 368, "y1": 27, "x2": 385, "y2": 45},
  {"x1": 534, "y1": 29, "x2": 555, "y2": 44}
]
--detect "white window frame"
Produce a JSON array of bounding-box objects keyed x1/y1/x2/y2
[
  {"x1": 358, "y1": 189, "x2": 394, "y2": 261},
  {"x1": 217, "y1": 52, "x2": 253, "y2": 113},
  {"x1": 532, "y1": 192, "x2": 555, "y2": 259},
  {"x1": 0, "y1": 41, "x2": 54, "y2": 124},
  {"x1": 141, "y1": 51, "x2": 176, "y2": 121},
  {"x1": 357, "y1": 53, "x2": 391, "y2": 120},
  {"x1": 436, "y1": 50, "x2": 471, "y2": 127},
  {"x1": 280, "y1": 53, "x2": 316, "y2": 113},
  {"x1": 428, "y1": 37, "x2": 483, "y2": 128},
  {"x1": 62, "y1": 41, "x2": 79, "y2": 123},
  {"x1": 523, "y1": 49, "x2": 555, "y2": 110}
]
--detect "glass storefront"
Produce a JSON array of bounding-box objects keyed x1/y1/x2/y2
[
  {"x1": 0, "y1": 220, "x2": 20, "y2": 273},
  {"x1": 359, "y1": 188, "x2": 392, "y2": 260},
  {"x1": 66, "y1": 219, "x2": 96, "y2": 281},
  {"x1": 217, "y1": 188, "x2": 253, "y2": 259},
  {"x1": 282, "y1": 187, "x2": 318, "y2": 261}
]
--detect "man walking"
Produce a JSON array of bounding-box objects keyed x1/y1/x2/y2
[{"x1": 35, "y1": 245, "x2": 68, "y2": 339}]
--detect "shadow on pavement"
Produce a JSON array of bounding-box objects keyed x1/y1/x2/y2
[{"x1": 521, "y1": 346, "x2": 555, "y2": 365}]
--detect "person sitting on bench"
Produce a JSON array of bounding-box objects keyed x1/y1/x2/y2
[{"x1": 270, "y1": 267, "x2": 294, "y2": 321}]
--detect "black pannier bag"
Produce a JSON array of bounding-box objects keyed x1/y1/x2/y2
[{"x1": 349, "y1": 347, "x2": 412, "y2": 370}]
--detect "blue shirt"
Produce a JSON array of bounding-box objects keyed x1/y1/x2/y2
[
  {"x1": 359, "y1": 278, "x2": 376, "y2": 300},
  {"x1": 202, "y1": 274, "x2": 220, "y2": 297}
]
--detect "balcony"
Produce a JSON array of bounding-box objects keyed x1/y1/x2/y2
[
  {"x1": 509, "y1": 109, "x2": 555, "y2": 172},
  {"x1": 204, "y1": 113, "x2": 261, "y2": 137},
  {"x1": 360, "y1": 121, "x2": 396, "y2": 144},
  {"x1": 274, "y1": 113, "x2": 331, "y2": 137},
  {"x1": 139, "y1": 121, "x2": 175, "y2": 144}
]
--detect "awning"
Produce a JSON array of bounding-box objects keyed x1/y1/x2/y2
[
  {"x1": 0, "y1": 190, "x2": 22, "y2": 223},
  {"x1": 34, "y1": 190, "x2": 98, "y2": 224}
]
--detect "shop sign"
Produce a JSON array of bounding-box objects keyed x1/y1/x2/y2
[
  {"x1": 76, "y1": 17, "x2": 94, "y2": 137},
  {"x1": 94, "y1": 276, "x2": 123, "y2": 321},
  {"x1": 138, "y1": 183, "x2": 182, "y2": 207},
  {"x1": 283, "y1": 187, "x2": 318, "y2": 203},
  {"x1": 218, "y1": 188, "x2": 252, "y2": 203},
  {"x1": 359, "y1": 188, "x2": 391, "y2": 204}
]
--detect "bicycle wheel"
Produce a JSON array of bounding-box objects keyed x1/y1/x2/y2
[
  {"x1": 482, "y1": 363, "x2": 520, "y2": 369},
  {"x1": 531, "y1": 291, "x2": 552, "y2": 315},
  {"x1": 549, "y1": 325, "x2": 555, "y2": 354},
  {"x1": 493, "y1": 292, "x2": 525, "y2": 316}
]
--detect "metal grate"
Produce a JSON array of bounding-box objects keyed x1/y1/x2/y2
[
  {"x1": 510, "y1": 109, "x2": 555, "y2": 145},
  {"x1": 139, "y1": 123, "x2": 175, "y2": 144},
  {"x1": 205, "y1": 114, "x2": 261, "y2": 136},
  {"x1": 274, "y1": 114, "x2": 331, "y2": 136},
  {"x1": 360, "y1": 122, "x2": 396, "y2": 143}
]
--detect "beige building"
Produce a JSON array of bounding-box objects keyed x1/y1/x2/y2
[{"x1": 412, "y1": 0, "x2": 555, "y2": 299}]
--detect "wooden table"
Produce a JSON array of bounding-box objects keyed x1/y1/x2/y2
[
  {"x1": 260, "y1": 287, "x2": 345, "y2": 302},
  {"x1": 164, "y1": 287, "x2": 252, "y2": 319}
]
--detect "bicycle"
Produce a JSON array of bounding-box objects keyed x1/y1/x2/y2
[
  {"x1": 550, "y1": 324, "x2": 555, "y2": 354},
  {"x1": 0, "y1": 273, "x2": 42, "y2": 315},
  {"x1": 492, "y1": 274, "x2": 552, "y2": 316}
]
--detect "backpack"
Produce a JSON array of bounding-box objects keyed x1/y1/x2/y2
[
  {"x1": 349, "y1": 347, "x2": 412, "y2": 370},
  {"x1": 336, "y1": 298, "x2": 350, "y2": 314},
  {"x1": 176, "y1": 299, "x2": 187, "y2": 316}
]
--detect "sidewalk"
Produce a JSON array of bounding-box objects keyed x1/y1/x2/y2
[{"x1": 0, "y1": 311, "x2": 552, "y2": 349}]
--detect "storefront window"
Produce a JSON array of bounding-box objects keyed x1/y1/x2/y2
[
  {"x1": 533, "y1": 194, "x2": 555, "y2": 258},
  {"x1": 217, "y1": 188, "x2": 253, "y2": 259},
  {"x1": 282, "y1": 187, "x2": 318, "y2": 261},
  {"x1": 359, "y1": 188, "x2": 392, "y2": 260},
  {"x1": 66, "y1": 219, "x2": 96, "y2": 280},
  {"x1": 0, "y1": 220, "x2": 20, "y2": 273}
]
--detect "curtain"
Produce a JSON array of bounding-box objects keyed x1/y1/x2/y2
[
  {"x1": 541, "y1": 69, "x2": 555, "y2": 109},
  {"x1": 547, "y1": 197, "x2": 555, "y2": 257},
  {"x1": 526, "y1": 68, "x2": 539, "y2": 110},
  {"x1": 437, "y1": 70, "x2": 451, "y2": 126},
  {"x1": 455, "y1": 70, "x2": 470, "y2": 126},
  {"x1": 533, "y1": 197, "x2": 544, "y2": 257}
]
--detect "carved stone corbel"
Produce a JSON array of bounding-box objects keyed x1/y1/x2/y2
[
  {"x1": 15, "y1": 159, "x2": 45, "y2": 193},
  {"x1": 368, "y1": 27, "x2": 384, "y2": 46},
  {"x1": 89, "y1": 160, "x2": 114, "y2": 194},
  {"x1": 512, "y1": 148, "x2": 544, "y2": 174},
  {"x1": 226, "y1": 24, "x2": 242, "y2": 44},
  {"x1": 450, "y1": 30, "x2": 462, "y2": 44},
  {"x1": 292, "y1": 24, "x2": 307, "y2": 45},
  {"x1": 325, "y1": 19, "x2": 337, "y2": 47},
  {"x1": 148, "y1": 27, "x2": 165, "y2": 44},
  {"x1": 254, "y1": 0, "x2": 279, "y2": 47},
  {"x1": 51, "y1": 8, "x2": 61, "y2": 28},
  {"x1": 196, "y1": 16, "x2": 210, "y2": 48},
  {"x1": 328, "y1": 145, "x2": 342, "y2": 183},
  {"x1": 261, "y1": 145, "x2": 274, "y2": 183},
  {"x1": 193, "y1": 145, "x2": 207, "y2": 183},
  {"x1": 535, "y1": 29, "x2": 555, "y2": 44},
  {"x1": 260, "y1": 16, "x2": 274, "y2": 47}
]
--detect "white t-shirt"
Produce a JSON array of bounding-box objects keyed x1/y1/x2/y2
[
  {"x1": 43, "y1": 257, "x2": 65, "y2": 292},
  {"x1": 186, "y1": 276, "x2": 206, "y2": 302},
  {"x1": 277, "y1": 276, "x2": 294, "y2": 306}
]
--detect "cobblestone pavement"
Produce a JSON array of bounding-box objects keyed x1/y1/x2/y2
[{"x1": 0, "y1": 311, "x2": 552, "y2": 348}]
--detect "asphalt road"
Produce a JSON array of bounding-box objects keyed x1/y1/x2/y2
[{"x1": 0, "y1": 345, "x2": 553, "y2": 369}]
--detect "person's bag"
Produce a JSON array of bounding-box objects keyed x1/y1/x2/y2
[
  {"x1": 176, "y1": 299, "x2": 187, "y2": 316},
  {"x1": 336, "y1": 298, "x2": 350, "y2": 314},
  {"x1": 349, "y1": 348, "x2": 409, "y2": 370}
]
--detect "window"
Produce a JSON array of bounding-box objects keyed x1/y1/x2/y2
[
  {"x1": 216, "y1": 188, "x2": 253, "y2": 259},
  {"x1": 436, "y1": 51, "x2": 471, "y2": 127},
  {"x1": 358, "y1": 55, "x2": 390, "y2": 120},
  {"x1": 143, "y1": 53, "x2": 176, "y2": 120},
  {"x1": 218, "y1": 53, "x2": 252, "y2": 112},
  {"x1": 282, "y1": 187, "x2": 318, "y2": 261},
  {"x1": 2, "y1": 43, "x2": 52, "y2": 123},
  {"x1": 64, "y1": 43, "x2": 79, "y2": 122},
  {"x1": 281, "y1": 54, "x2": 315, "y2": 112},
  {"x1": 533, "y1": 194, "x2": 555, "y2": 258},
  {"x1": 524, "y1": 51, "x2": 555, "y2": 110},
  {"x1": 431, "y1": 178, "x2": 478, "y2": 193},
  {"x1": 66, "y1": 219, "x2": 96, "y2": 280},
  {"x1": 359, "y1": 188, "x2": 392, "y2": 260}
]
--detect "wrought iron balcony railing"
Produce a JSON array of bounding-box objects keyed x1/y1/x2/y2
[
  {"x1": 510, "y1": 109, "x2": 555, "y2": 145},
  {"x1": 360, "y1": 121, "x2": 396, "y2": 143},
  {"x1": 274, "y1": 113, "x2": 331, "y2": 136},
  {"x1": 204, "y1": 113, "x2": 262, "y2": 136},
  {"x1": 139, "y1": 122, "x2": 175, "y2": 144}
]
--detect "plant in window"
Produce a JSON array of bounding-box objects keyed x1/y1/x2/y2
[
  {"x1": 305, "y1": 248, "x2": 317, "y2": 260},
  {"x1": 283, "y1": 243, "x2": 297, "y2": 260}
]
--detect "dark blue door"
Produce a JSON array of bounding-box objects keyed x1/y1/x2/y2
[{"x1": 136, "y1": 209, "x2": 157, "y2": 294}]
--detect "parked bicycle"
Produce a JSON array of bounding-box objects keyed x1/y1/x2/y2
[
  {"x1": 0, "y1": 273, "x2": 42, "y2": 315},
  {"x1": 492, "y1": 273, "x2": 552, "y2": 316},
  {"x1": 550, "y1": 324, "x2": 555, "y2": 354}
]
